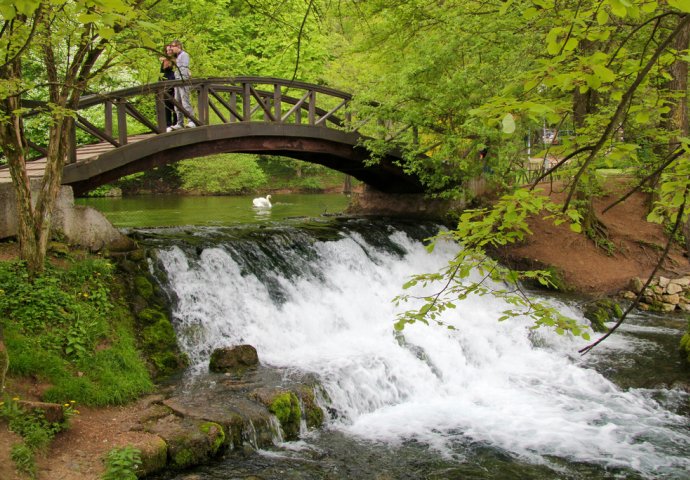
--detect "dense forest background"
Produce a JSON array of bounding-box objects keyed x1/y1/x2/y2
[{"x1": 2, "y1": 0, "x2": 690, "y2": 272}]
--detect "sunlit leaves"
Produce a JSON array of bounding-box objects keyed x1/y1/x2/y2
[
  {"x1": 502, "y1": 113, "x2": 516, "y2": 134},
  {"x1": 668, "y1": 0, "x2": 690, "y2": 13}
]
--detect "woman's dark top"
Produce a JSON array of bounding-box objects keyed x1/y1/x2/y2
[{"x1": 160, "y1": 61, "x2": 175, "y2": 81}]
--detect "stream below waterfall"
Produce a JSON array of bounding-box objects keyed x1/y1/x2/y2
[{"x1": 81, "y1": 194, "x2": 690, "y2": 479}]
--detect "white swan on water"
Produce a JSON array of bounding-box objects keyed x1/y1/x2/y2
[{"x1": 252, "y1": 195, "x2": 272, "y2": 208}]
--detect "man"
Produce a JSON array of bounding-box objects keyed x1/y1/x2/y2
[{"x1": 167, "y1": 40, "x2": 196, "y2": 131}]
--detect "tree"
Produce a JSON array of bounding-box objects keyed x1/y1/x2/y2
[
  {"x1": 0, "y1": 0, "x2": 156, "y2": 277},
  {"x1": 330, "y1": 0, "x2": 690, "y2": 348}
]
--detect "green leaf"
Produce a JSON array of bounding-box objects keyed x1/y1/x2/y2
[
  {"x1": 564, "y1": 37, "x2": 578, "y2": 52},
  {"x1": 502, "y1": 113, "x2": 516, "y2": 134},
  {"x1": 0, "y1": 2, "x2": 16, "y2": 20},
  {"x1": 635, "y1": 110, "x2": 650, "y2": 123},
  {"x1": 592, "y1": 64, "x2": 615, "y2": 83},
  {"x1": 608, "y1": 0, "x2": 629, "y2": 17},
  {"x1": 596, "y1": 8, "x2": 609, "y2": 25},
  {"x1": 669, "y1": 0, "x2": 690, "y2": 13}
]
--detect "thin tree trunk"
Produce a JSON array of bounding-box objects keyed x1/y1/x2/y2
[
  {"x1": 665, "y1": 21, "x2": 690, "y2": 253},
  {"x1": 0, "y1": 58, "x2": 45, "y2": 274}
]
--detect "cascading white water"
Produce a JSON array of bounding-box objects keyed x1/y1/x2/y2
[{"x1": 155, "y1": 225, "x2": 689, "y2": 477}]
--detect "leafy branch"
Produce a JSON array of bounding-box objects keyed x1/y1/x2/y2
[{"x1": 393, "y1": 188, "x2": 590, "y2": 338}]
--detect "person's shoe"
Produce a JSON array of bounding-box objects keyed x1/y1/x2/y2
[
  {"x1": 170, "y1": 124, "x2": 183, "y2": 130},
  {"x1": 165, "y1": 126, "x2": 174, "y2": 132},
  {"x1": 186, "y1": 121, "x2": 196, "y2": 128}
]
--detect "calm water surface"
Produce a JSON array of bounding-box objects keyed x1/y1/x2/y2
[{"x1": 76, "y1": 193, "x2": 351, "y2": 227}]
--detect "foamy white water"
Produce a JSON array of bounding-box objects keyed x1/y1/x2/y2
[{"x1": 155, "y1": 226, "x2": 689, "y2": 477}]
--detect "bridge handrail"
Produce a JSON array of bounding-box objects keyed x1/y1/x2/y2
[
  {"x1": 18, "y1": 76, "x2": 359, "y2": 163},
  {"x1": 76, "y1": 76, "x2": 352, "y2": 108}
]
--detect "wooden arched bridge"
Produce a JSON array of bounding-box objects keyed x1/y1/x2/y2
[{"x1": 7, "y1": 77, "x2": 424, "y2": 196}]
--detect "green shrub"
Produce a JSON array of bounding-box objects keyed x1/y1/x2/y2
[
  {"x1": 0, "y1": 259, "x2": 153, "y2": 406},
  {"x1": 102, "y1": 445, "x2": 142, "y2": 480}
]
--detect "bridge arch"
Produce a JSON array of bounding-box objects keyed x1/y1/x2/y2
[
  {"x1": 17, "y1": 77, "x2": 425, "y2": 196},
  {"x1": 64, "y1": 123, "x2": 423, "y2": 196}
]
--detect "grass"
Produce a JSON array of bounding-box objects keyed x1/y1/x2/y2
[{"x1": 0, "y1": 255, "x2": 153, "y2": 407}]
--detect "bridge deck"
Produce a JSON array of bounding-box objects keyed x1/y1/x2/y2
[{"x1": 0, "y1": 134, "x2": 153, "y2": 183}]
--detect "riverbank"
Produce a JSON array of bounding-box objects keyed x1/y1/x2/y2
[
  {"x1": 491, "y1": 177, "x2": 690, "y2": 295},
  {"x1": 1, "y1": 180, "x2": 690, "y2": 479}
]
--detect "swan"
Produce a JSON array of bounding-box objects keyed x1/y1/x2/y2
[{"x1": 252, "y1": 194, "x2": 272, "y2": 208}]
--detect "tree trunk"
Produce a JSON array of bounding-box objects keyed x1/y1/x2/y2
[
  {"x1": 0, "y1": 60, "x2": 73, "y2": 276},
  {"x1": 665, "y1": 21, "x2": 690, "y2": 254}
]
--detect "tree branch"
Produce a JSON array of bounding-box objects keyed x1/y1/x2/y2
[{"x1": 579, "y1": 183, "x2": 688, "y2": 355}]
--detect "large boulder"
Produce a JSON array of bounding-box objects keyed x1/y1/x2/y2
[
  {"x1": 0, "y1": 181, "x2": 135, "y2": 252},
  {"x1": 143, "y1": 414, "x2": 225, "y2": 470},
  {"x1": 209, "y1": 345, "x2": 259, "y2": 372}
]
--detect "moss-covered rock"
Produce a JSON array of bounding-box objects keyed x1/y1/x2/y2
[
  {"x1": 268, "y1": 391, "x2": 301, "y2": 441},
  {"x1": 134, "y1": 275, "x2": 154, "y2": 299},
  {"x1": 137, "y1": 307, "x2": 168, "y2": 326},
  {"x1": 145, "y1": 415, "x2": 224, "y2": 471},
  {"x1": 582, "y1": 299, "x2": 620, "y2": 332},
  {"x1": 297, "y1": 385, "x2": 324, "y2": 429},
  {"x1": 48, "y1": 241, "x2": 71, "y2": 257},
  {"x1": 141, "y1": 318, "x2": 187, "y2": 377},
  {"x1": 200, "y1": 421, "x2": 226, "y2": 455},
  {"x1": 142, "y1": 319, "x2": 176, "y2": 350},
  {"x1": 136, "y1": 435, "x2": 168, "y2": 477},
  {"x1": 209, "y1": 345, "x2": 259, "y2": 372}
]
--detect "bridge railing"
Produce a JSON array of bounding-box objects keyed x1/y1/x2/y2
[{"x1": 20, "y1": 77, "x2": 359, "y2": 163}]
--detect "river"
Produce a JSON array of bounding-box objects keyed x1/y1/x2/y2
[{"x1": 79, "y1": 194, "x2": 690, "y2": 479}]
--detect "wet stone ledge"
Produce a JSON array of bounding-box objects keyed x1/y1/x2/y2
[{"x1": 128, "y1": 363, "x2": 326, "y2": 478}]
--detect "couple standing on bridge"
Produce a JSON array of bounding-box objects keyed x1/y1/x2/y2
[{"x1": 160, "y1": 40, "x2": 196, "y2": 132}]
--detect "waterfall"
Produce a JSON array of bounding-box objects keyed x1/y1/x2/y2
[{"x1": 151, "y1": 221, "x2": 689, "y2": 477}]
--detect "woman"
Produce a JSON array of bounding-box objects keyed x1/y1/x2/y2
[{"x1": 159, "y1": 44, "x2": 177, "y2": 130}]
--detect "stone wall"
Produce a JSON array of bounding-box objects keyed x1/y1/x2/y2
[
  {"x1": 0, "y1": 181, "x2": 135, "y2": 252},
  {"x1": 347, "y1": 186, "x2": 466, "y2": 218},
  {"x1": 620, "y1": 275, "x2": 690, "y2": 312}
]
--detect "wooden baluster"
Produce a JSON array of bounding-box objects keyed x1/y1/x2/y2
[
  {"x1": 198, "y1": 83, "x2": 209, "y2": 125},
  {"x1": 295, "y1": 101, "x2": 302, "y2": 124},
  {"x1": 116, "y1": 99, "x2": 127, "y2": 145},
  {"x1": 104, "y1": 101, "x2": 113, "y2": 137},
  {"x1": 156, "y1": 88, "x2": 166, "y2": 132},
  {"x1": 308, "y1": 90, "x2": 316, "y2": 126},
  {"x1": 274, "y1": 84, "x2": 282, "y2": 124},
  {"x1": 263, "y1": 95, "x2": 271, "y2": 122},
  {"x1": 229, "y1": 92, "x2": 237, "y2": 123},
  {"x1": 242, "y1": 82, "x2": 251, "y2": 121}
]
